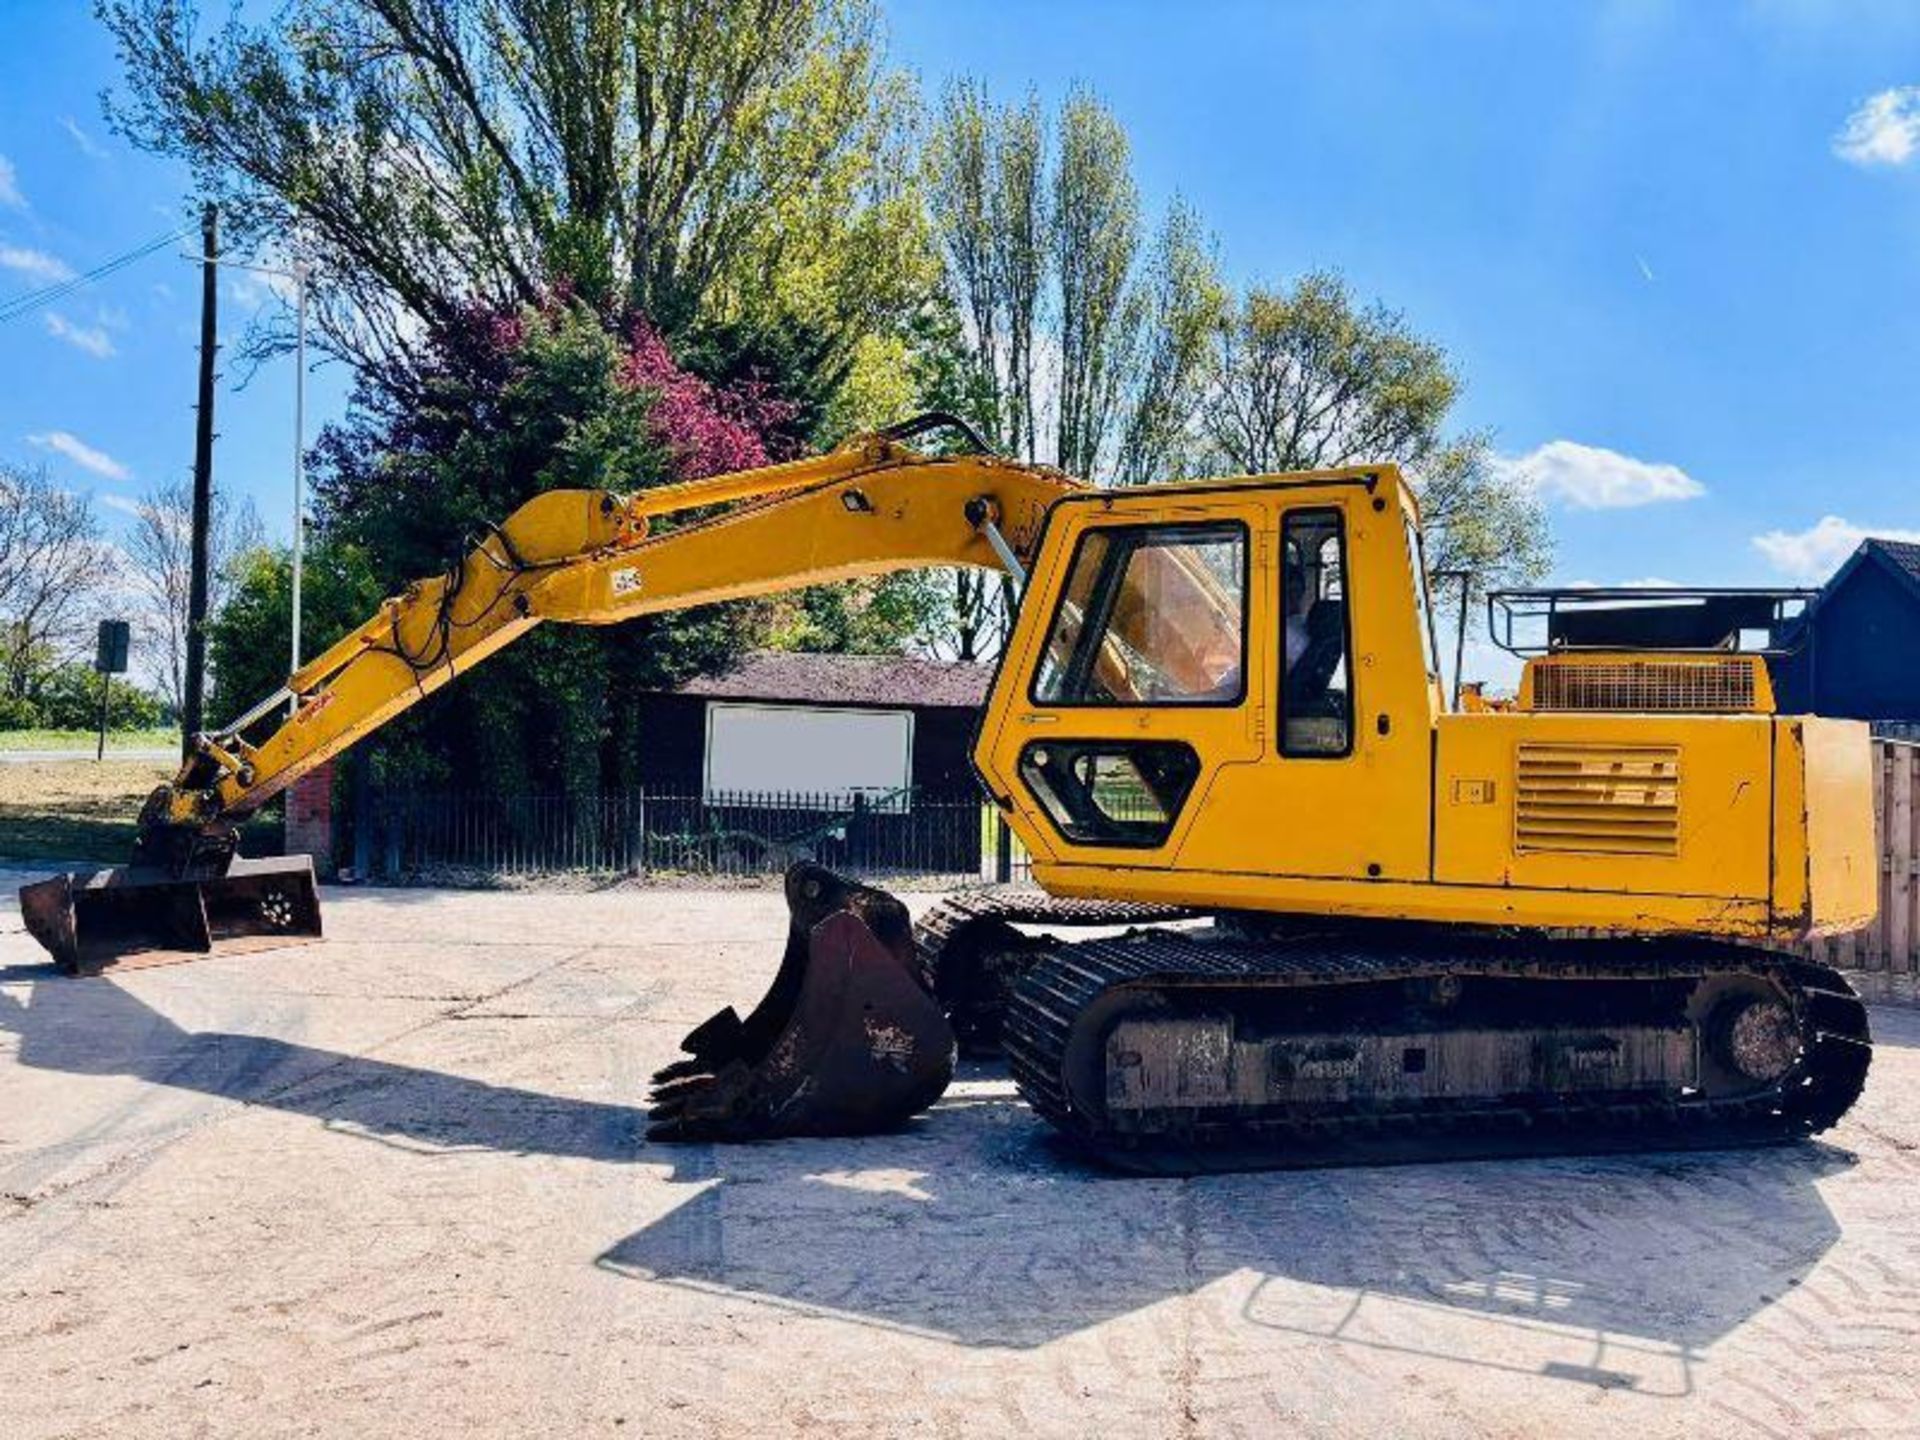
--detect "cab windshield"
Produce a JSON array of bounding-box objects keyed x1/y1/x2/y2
[{"x1": 1032, "y1": 523, "x2": 1247, "y2": 706}]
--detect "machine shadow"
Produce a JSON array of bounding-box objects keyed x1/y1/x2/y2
[
  {"x1": 598, "y1": 1061, "x2": 1856, "y2": 1374},
  {"x1": 0, "y1": 961, "x2": 647, "y2": 1161}
]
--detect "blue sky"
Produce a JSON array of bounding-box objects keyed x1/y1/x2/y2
[
  {"x1": 3, "y1": 1, "x2": 1918, "y2": 617},
  {"x1": 0, "y1": 5, "x2": 351, "y2": 553}
]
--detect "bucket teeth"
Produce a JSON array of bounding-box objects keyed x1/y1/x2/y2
[
  {"x1": 649, "y1": 1057, "x2": 710, "y2": 1087},
  {"x1": 645, "y1": 863, "x2": 955, "y2": 1143}
]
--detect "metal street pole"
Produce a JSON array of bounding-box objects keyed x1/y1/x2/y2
[
  {"x1": 1452, "y1": 572, "x2": 1473, "y2": 710},
  {"x1": 290, "y1": 264, "x2": 308, "y2": 685}
]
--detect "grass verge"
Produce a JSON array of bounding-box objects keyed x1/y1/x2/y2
[
  {"x1": 0, "y1": 728, "x2": 179, "y2": 753},
  {"x1": 0, "y1": 759, "x2": 281, "y2": 864}
]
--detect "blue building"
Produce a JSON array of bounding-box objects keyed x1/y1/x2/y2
[{"x1": 1772, "y1": 539, "x2": 1920, "y2": 738}]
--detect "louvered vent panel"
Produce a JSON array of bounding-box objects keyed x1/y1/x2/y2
[
  {"x1": 1514, "y1": 744, "x2": 1681, "y2": 856},
  {"x1": 1530, "y1": 658, "x2": 1757, "y2": 713}
]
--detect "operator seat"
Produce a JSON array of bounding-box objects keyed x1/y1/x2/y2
[{"x1": 1284, "y1": 599, "x2": 1346, "y2": 713}]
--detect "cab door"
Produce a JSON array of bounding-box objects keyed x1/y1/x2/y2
[
  {"x1": 1172, "y1": 493, "x2": 1436, "y2": 882},
  {"x1": 975, "y1": 488, "x2": 1270, "y2": 875}
]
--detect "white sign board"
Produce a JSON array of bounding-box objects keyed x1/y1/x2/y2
[{"x1": 704, "y1": 702, "x2": 914, "y2": 811}]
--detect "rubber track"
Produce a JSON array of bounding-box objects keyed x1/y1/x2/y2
[
  {"x1": 913, "y1": 891, "x2": 1199, "y2": 985},
  {"x1": 1003, "y1": 927, "x2": 1873, "y2": 1172}
]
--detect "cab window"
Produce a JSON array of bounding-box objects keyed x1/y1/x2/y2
[
  {"x1": 1281, "y1": 510, "x2": 1352, "y2": 756},
  {"x1": 1019, "y1": 741, "x2": 1202, "y2": 847},
  {"x1": 1032, "y1": 522, "x2": 1246, "y2": 706}
]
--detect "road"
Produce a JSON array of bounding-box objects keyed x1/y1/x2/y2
[{"x1": 1, "y1": 873, "x2": 1916, "y2": 1437}]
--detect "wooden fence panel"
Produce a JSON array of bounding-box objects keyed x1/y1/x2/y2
[
  {"x1": 1808, "y1": 739, "x2": 1919, "y2": 988},
  {"x1": 1889, "y1": 743, "x2": 1915, "y2": 969}
]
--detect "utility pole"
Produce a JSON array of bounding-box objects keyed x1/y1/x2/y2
[
  {"x1": 182, "y1": 202, "x2": 217, "y2": 755},
  {"x1": 179, "y1": 248, "x2": 312, "y2": 704}
]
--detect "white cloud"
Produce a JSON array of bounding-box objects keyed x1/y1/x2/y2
[
  {"x1": 0, "y1": 244, "x2": 74, "y2": 283},
  {"x1": 1753, "y1": 515, "x2": 1920, "y2": 581},
  {"x1": 43, "y1": 311, "x2": 117, "y2": 358},
  {"x1": 27, "y1": 430, "x2": 131, "y2": 481},
  {"x1": 1497, "y1": 440, "x2": 1706, "y2": 510},
  {"x1": 1834, "y1": 87, "x2": 1920, "y2": 168},
  {"x1": 99, "y1": 494, "x2": 144, "y2": 518},
  {"x1": 0, "y1": 155, "x2": 22, "y2": 209},
  {"x1": 59, "y1": 117, "x2": 107, "y2": 161},
  {"x1": 228, "y1": 264, "x2": 302, "y2": 312}
]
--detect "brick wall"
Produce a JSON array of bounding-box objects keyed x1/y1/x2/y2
[{"x1": 285, "y1": 760, "x2": 336, "y2": 878}]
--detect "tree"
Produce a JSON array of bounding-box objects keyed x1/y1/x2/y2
[
  {"x1": 122, "y1": 478, "x2": 265, "y2": 715},
  {"x1": 1201, "y1": 271, "x2": 1550, "y2": 603},
  {"x1": 100, "y1": 0, "x2": 931, "y2": 375},
  {"x1": 925, "y1": 82, "x2": 1221, "y2": 480},
  {"x1": 921, "y1": 83, "x2": 1224, "y2": 658},
  {"x1": 993, "y1": 94, "x2": 1047, "y2": 461},
  {"x1": 0, "y1": 464, "x2": 113, "y2": 701},
  {"x1": 306, "y1": 298, "x2": 804, "y2": 797},
  {"x1": 1111, "y1": 203, "x2": 1224, "y2": 486},
  {"x1": 1051, "y1": 88, "x2": 1139, "y2": 478},
  {"x1": 207, "y1": 540, "x2": 384, "y2": 729},
  {"x1": 759, "y1": 573, "x2": 951, "y2": 657}
]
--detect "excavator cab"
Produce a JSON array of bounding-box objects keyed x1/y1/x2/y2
[{"x1": 973, "y1": 470, "x2": 1439, "y2": 898}]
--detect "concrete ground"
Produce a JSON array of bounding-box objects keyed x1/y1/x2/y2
[{"x1": 1, "y1": 871, "x2": 1916, "y2": 1439}]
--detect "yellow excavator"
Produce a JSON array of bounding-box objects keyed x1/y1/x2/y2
[{"x1": 19, "y1": 414, "x2": 1877, "y2": 1172}]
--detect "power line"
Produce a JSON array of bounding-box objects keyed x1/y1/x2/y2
[{"x1": 0, "y1": 227, "x2": 188, "y2": 324}]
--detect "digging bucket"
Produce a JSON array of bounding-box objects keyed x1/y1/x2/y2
[
  {"x1": 18, "y1": 854, "x2": 323, "y2": 977},
  {"x1": 647, "y1": 862, "x2": 955, "y2": 1141}
]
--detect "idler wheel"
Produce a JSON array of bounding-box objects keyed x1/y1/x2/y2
[{"x1": 1715, "y1": 996, "x2": 1801, "y2": 1082}]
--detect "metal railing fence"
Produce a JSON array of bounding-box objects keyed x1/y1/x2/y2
[{"x1": 359, "y1": 787, "x2": 1007, "y2": 883}]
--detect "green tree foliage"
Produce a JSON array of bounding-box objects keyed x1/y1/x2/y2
[
  {"x1": 1050, "y1": 89, "x2": 1139, "y2": 478},
  {"x1": 924, "y1": 82, "x2": 1221, "y2": 483},
  {"x1": 760, "y1": 575, "x2": 951, "y2": 657},
  {"x1": 300, "y1": 300, "x2": 787, "y2": 797},
  {"x1": 206, "y1": 541, "x2": 385, "y2": 731},
  {"x1": 1202, "y1": 271, "x2": 1550, "y2": 605},
  {"x1": 1111, "y1": 203, "x2": 1225, "y2": 486},
  {"x1": 12, "y1": 663, "x2": 166, "y2": 732},
  {"x1": 921, "y1": 84, "x2": 1225, "y2": 658},
  {"x1": 100, "y1": 0, "x2": 931, "y2": 372}
]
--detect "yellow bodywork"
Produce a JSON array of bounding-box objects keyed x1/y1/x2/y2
[
  {"x1": 971, "y1": 467, "x2": 1875, "y2": 941},
  {"x1": 166, "y1": 432, "x2": 1874, "y2": 944}
]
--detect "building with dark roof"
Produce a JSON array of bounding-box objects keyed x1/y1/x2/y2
[
  {"x1": 1772, "y1": 538, "x2": 1920, "y2": 736},
  {"x1": 634, "y1": 650, "x2": 994, "y2": 800},
  {"x1": 673, "y1": 651, "x2": 994, "y2": 711}
]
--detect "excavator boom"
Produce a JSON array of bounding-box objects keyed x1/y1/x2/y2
[{"x1": 19, "y1": 418, "x2": 1075, "y2": 973}]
